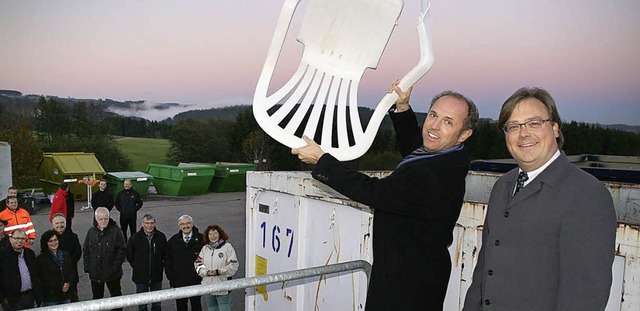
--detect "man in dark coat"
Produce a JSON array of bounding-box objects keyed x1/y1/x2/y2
[
  {"x1": 52, "y1": 213, "x2": 82, "y2": 302},
  {"x1": 127, "y1": 214, "x2": 167, "y2": 311},
  {"x1": 114, "y1": 179, "x2": 143, "y2": 241},
  {"x1": 65, "y1": 187, "x2": 75, "y2": 229},
  {"x1": 83, "y1": 207, "x2": 126, "y2": 311},
  {"x1": 0, "y1": 229, "x2": 42, "y2": 310},
  {"x1": 92, "y1": 180, "x2": 114, "y2": 211},
  {"x1": 166, "y1": 215, "x2": 204, "y2": 311},
  {"x1": 462, "y1": 87, "x2": 616, "y2": 310},
  {"x1": 91, "y1": 180, "x2": 114, "y2": 228},
  {"x1": 292, "y1": 82, "x2": 478, "y2": 311}
]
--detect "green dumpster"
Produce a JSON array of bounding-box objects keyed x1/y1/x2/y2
[
  {"x1": 210, "y1": 162, "x2": 256, "y2": 192},
  {"x1": 146, "y1": 164, "x2": 215, "y2": 196},
  {"x1": 178, "y1": 162, "x2": 256, "y2": 192},
  {"x1": 38, "y1": 152, "x2": 105, "y2": 201},
  {"x1": 104, "y1": 172, "x2": 154, "y2": 197}
]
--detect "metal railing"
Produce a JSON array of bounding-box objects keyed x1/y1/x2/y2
[{"x1": 32, "y1": 260, "x2": 372, "y2": 311}]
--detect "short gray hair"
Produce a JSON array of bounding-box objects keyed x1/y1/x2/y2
[
  {"x1": 142, "y1": 214, "x2": 155, "y2": 222},
  {"x1": 178, "y1": 215, "x2": 193, "y2": 224},
  {"x1": 94, "y1": 207, "x2": 110, "y2": 217}
]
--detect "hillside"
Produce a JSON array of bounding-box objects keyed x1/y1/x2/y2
[
  {"x1": 115, "y1": 137, "x2": 170, "y2": 171},
  {"x1": 0, "y1": 91, "x2": 183, "y2": 121},
  {"x1": 2, "y1": 90, "x2": 639, "y2": 133},
  {"x1": 0, "y1": 93, "x2": 122, "y2": 119}
]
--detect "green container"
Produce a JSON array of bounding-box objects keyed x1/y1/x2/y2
[
  {"x1": 146, "y1": 164, "x2": 215, "y2": 196},
  {"x1": 209, "y1": 163, "x2": 257, "y2": 192},
  {"x1": 104, "y1": 172, "x2": 154, "y2": 197}
]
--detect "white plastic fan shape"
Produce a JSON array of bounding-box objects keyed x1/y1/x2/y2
[{"x1": 253, "y1": 0, "x2": 434, "y2": 161}]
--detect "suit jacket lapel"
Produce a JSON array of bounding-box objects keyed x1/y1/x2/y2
[{"x1": 507, "y1": 153, "x2": 568, "y2": 208}]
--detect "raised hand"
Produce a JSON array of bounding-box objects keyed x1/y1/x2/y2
[{"x1": 291, "y1": 136, "x2": 326, "y2": 165}]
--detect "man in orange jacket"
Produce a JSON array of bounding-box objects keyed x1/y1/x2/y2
[{"x1": 0, "y1": 196, "x2": 36, "y2": 248}]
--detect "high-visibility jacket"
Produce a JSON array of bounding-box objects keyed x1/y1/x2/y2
[{"x1": 0, "y1": 207, "x2": 36, "y2": 248}]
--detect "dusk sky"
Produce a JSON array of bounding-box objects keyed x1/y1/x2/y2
[{"x1": 1, "y1": 0, "x2": 639, "y2": 125}]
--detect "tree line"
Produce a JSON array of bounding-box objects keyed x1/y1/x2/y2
[
  {"x1": 0, "y1": 97, "x2": 144, "y2": 188},
  {"x1": 167, "y1": 108, "x2": 640, "y2": 171},
  {"x1": 1, "y1": 98, "x2": 639, "y2": 189}
]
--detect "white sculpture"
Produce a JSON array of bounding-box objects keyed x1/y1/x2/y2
[{"x1": 253, "y1": 0, "x2": 434, "y2": 161}]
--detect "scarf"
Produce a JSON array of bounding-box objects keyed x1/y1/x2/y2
[
  {"x1": 396, "y1": 144, "x2": 463, "y2": 169},
  {"x1": 210, "y1": 239, "x2": 225, "y2": 249},
  {"x1": 52, "y1": 249, "x2": 65, "y2": 267}
]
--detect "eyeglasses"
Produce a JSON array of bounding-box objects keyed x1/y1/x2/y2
[
  {"x1": 503, "y1": 118, "x2": 552, "y2": 133},
  {"x1": 10, "y1": 236, "x2": 26, "y2": 241}
]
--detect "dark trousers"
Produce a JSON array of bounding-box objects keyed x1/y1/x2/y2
[
  {"x1": 1, "y1": 290, "x2": 35, "y2": 310},
  {"x1": 91, "y1": 279, "x2": 123, "y2": 311},
  {"x1": 176, "y1": 295, "x2": 202, "y2": 311},
  {"x1": 120, "y1": 215, "x2": 137, "y2": 241},
  {"x1": 69, "y1": 284, "x2": 79, "y2": 302},
  {"x1": 135, "y1": 281, "x2": 162, "y2": 311}
]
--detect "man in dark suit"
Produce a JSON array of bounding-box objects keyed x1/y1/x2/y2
[
  {"x1": 292, "y1": 81, "x2": 478, "y2": 311},
  {"x1": 166, "y1": 215, "x2": 204, "y2": 311},
  {"x1": 463, "y1": 87, "x2": 617, "y2": 310}
]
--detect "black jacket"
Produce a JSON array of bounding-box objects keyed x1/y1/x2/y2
[
  {"x1": 66, "y1": 190, "x2": 75, "y2": 219},
  {"x1": 91, "y1": 190, "x2": 114, "y2": 211},
  {"x1": 59, "y1": 228, "x2": 81, "y2": 282},
  {"x1": 83, "y1": 219, "x2": 126, "y2": 282},
  {"x1": 312, "y1": 108, "x2": 470, "y2": 311},
  {"x1": 59, "y1": 229, "x2": 81, "y2": 265},
  {"x1": 37, "y1": 249, "x2": 77, "y2": 302},
  {"x1": 114, "y1": 189, "x2": 143, "y2": 217},
  {"x1": 126, "y1": 228, "x2": 167, "y2": 283},
  {"x1": 0, "y1": 235, "x2": 9, "y2": 251},
  {"x1": 165, "y1": 227, "x2": 204, "y2": 287},
  {"x1": 0, "y1": 247, "x2": 42, "y2": 305}
]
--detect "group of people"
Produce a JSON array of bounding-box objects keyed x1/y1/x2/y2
[
  {"x1": 0, "y1": 180, "x2": 239, "y2": 311},
  {"x1": 292, "y1": 81, "x2": 617, "y2": 311},
  {"x1": 0, "y1": 207, "x2": 80, "y2": 310}
]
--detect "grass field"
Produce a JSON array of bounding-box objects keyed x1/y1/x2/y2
[{"x1": 115, "y1": 137, "x2": 171, "y2": 171}]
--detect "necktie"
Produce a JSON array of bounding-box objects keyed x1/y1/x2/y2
[
  {"x1": 185, "y1": 236, "x2": 190, "y2": 244},
  {"x1": 514, "y1": 171, "x2": 529, "y2": 195}
]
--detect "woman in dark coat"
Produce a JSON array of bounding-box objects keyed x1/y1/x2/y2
[{"x1": 37, "y1": 230, "x2": 78, "y2": 306}]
